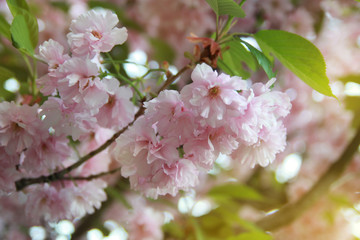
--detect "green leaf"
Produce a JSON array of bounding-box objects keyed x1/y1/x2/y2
[
  {"x1": 10, "y1": 15, "x2": 34, "y2": 54},
  {"x1": 205, "y1": 0, "x2": 245, "y2": 18},
  {"x1": 9, "y1": 6, "x2": 38, "y2": 50},
  {"x1": 208, "y1": 183, "x2": 263, "y2": 201},
  {"x1": 0, "y1": 14, "x2": 11, "y2": 40},
  {"x1": 219, "y1": 40, "x2": 258, "y2": 78},
  {"x1": 149, "y1": 37, "x2": 175, "y2": 63},
  {"x1": 227, "y1": 232, "x2": 273, "y2": 240},
  {"x1": 6, "y1": 0, "x2": 39, "y2": 50},
  {"x1": 240, "y1": 40, "x2": 276, "y2": 79},
  {"x1": 254, "y1": 30, "x2": 335, "y2": 97},
  {"x1": 0, "y1": 66, "x2": 15, "y2": 82},
  {"x1": 6, "y1": 0, "x2": 30, "y2": 13}
]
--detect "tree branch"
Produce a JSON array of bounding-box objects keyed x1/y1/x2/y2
[
  {"x1": 61, "y1": 168, "x2": 121, "y2": 181},
  {"x1": 256, "y1": 127, "x2": 360, "y2": 231},
  {"x1": 157, "y1": 65, "x2": 190, "y2": 93},
  {"x1": 15, "y1": 106, "x2": 145, "y2": 191}
]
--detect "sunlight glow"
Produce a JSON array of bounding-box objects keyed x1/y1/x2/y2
[
  {"x1": 344, "y1": 82, "x2": 360, "y2": 96},
  {"x1": 124, "y1": 50, "x2": 148, "y2": 78},
  {"x1": 29, "y1": 226, "x2": 46, "y2": 240},
  {"x1": 4, "y1": 78, "x2": 20, "y2": 92},
  {"x1": 276, "y1": 153, "x2": 302, "y2": 183},
  {"x1": 55, "y1": 220, "x2": 75, "y2": 236},
  {"x1": 87, "y1": 229, "x2": 103, "y2": 240},
  {"x1": 191, "y1": 199, "x2": 213, "y2": 217}
]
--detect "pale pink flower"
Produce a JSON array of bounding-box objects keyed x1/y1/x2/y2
[
  {"x1": 128, "y1": 207, "x2": 164, "y2": 240},
  {"x1": 184, "y1": 126, "x2": 238, "y2": 170},
  {"x1": 38, "y1": 39, "x2": 70, "y2": 75},
  {"x1": 102, "y1": 193, "x2": 164, "y2": 240},
  {"x1": 95, "y1": 77, "x2": 136, "y2": 131},
  {"x1": 232, "y1": 122, "x2": 287, "y2": 167},
  {"x1": 230, "y1": 79, "x2": 291, "y2": 167},
  {"x1": 67, "y1": 9, "x2": 127, "y2": 57},
  {"x1": 0, "y1": 148, "x2": 21, "y2": 195},
  {"x1": 25, "y1": 184, "x2": 71, "y2": 223},
  {"x1": 112, "y1": 117, "x2": 199, "y2": 198},
  {"x1": 64, "y1": 180, "x2": 107, "y2": 219},
  {"x1": 40, "y1": 97, "x2": 97, "y2": 140},
  {"x1": 58, "y1": 57, "x2": 108, "y2": 109},
  {"x1": 0, "y1": 102, "x2": 44, "y2": 154},
  {"x1": 21, "y1": 135, "x2": 71, "y2": 174},
  {"x1": 181, "y1": 63, "x2": 248, "y2": 128},
  {"x1": 36, "y1": 74, "x2": 60, "y2": 96},
  {"x1": 144, "y1": 90, "x2": 196, "y2": 142}
]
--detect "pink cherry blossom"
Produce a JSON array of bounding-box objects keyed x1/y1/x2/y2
[
  {"x1": 230, "y1": 79, "x2": 291, "y2": 167},
  {"x1": 181, "y1": 63, "x2": 248, "y2": 128},
  {"x1": 58, "y1": 57, "x2": 108, "y2": 109},
  {"x1": 232, "y1": 121, "x2": 287, "y2": 167},
  {"x1": 128, "y1": 207, "x2": 164, "y2": 240},
  {"x1": 25, "y1": 184, "x2": 71, "y2": 224},
  {"x1": 112, "y1": 117, "x2": 199, "y2": 198},
  {"x1": 0, "y1": 102, "x2": 44, "y2": 154},
  {"x1": 144, "y1": 90, "x2": 196, "y2": 143},
  {"x1": 67, "y1": 9, "x2": 128, "y2": 57},
  {"x1": 38, "y1": 39, "x2": 70, "y2": 74},
  {"x1": 95, "y1": 77, "x2": 136, "y2": 131},
  {"x1": 21, "y1": 135, "x2": 71, "y2": 174},
  {"x1": 64, "y1": 180, "x2": 107, "y2": 219},
  {"x1": 40, "y1": 97, "x2": 97, "y2": 140}
]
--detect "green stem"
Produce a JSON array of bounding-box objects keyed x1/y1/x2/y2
[
  {"x1": 256, "y1": 127, "x2": 360, "y2": 231},
  {"x1": 104, "y1": 53, "x2": 144, "y2": 99},
  {"x1": 112, "y1": 73, "x2": 144, "y2": 99}
]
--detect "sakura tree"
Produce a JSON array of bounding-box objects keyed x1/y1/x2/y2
[{"x1": 0, "y1": 0, "x2": 359, "y2": 239}]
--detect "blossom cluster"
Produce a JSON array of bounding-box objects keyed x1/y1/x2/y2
[
  {"x1": 0, "y1": 9, "x2": 134, "y2": 223},
  {"x1": 0, "y1": 6, "x2": 292, "y2": 228},
  {"x1": 112, "y1": 63, "x2": 291, "y2": 199}
]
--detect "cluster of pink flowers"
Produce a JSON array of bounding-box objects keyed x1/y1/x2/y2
[
  {"x1": 0, "y1": 9, "x2": 134, "y2": 223},
  {"x1": 0, "y1": 5, "x2": 292, "y2": 227},
  {"x1": 112, "y1": 63, "x2": 291, "y2": 198}
]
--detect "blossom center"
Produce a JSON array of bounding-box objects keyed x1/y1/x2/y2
[
  {"x1": 208, "y1": 86, "x2": 220, "y2": 98},
  {"x1": 91, "y1": 30, "x2": 102, "y2": 39}
]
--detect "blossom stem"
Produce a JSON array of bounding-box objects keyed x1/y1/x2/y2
[
  {"x1": 157, "y1": 65, "x2": 191, "y2": 94},
  {"x1": 256, "y1": 127, "x2": 360, "y2": 231}
]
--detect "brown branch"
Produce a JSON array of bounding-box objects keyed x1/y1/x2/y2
[
  {"x1": 157, "y1": 65, "x2": 191, "y2": 93},
  {"x1": 61, "y1": 168, "x2": 121, "y2": 181},
  {"x1": 256, "y1": 127, "x2": 360, "y2": 231},
  {"x1": 15, "y1": 106, "x2": 145, "y2": 191}
]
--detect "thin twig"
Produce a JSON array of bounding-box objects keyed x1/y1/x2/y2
[
  {"x1": 15, "y1": 106, "x2": 145, "y2": 191},
  {"x1": 157, "y1": 65, "x2": 191, "y2": 94},
  {"x1": 256, "y1": 127, "x2": 360, "y2": 231},
  {"x1": 61, "y1": 168, "x2": 121, "y2": 181}
]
